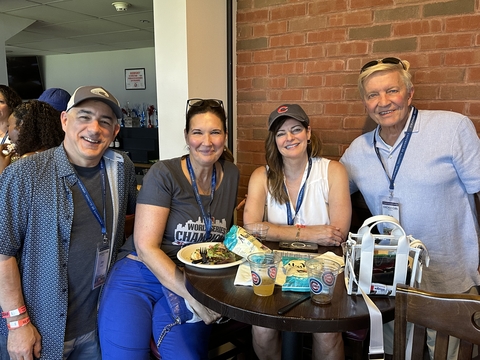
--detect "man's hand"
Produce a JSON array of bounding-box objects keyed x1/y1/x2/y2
[{"x1": 7, "y1": 323, "x2": 41, "y2": 360}]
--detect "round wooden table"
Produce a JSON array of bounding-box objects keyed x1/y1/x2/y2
[{"x1": 184, "y1": 244, "x2": 395, "y2": 359}]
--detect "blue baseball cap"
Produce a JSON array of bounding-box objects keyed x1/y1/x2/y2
[{"x1": 38, "y1": 88, "x2": 71, "y2": 112}]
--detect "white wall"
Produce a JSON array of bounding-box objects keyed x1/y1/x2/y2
[
  {"x1": 43, "y1": 47, "x2": 157, "y2": 112},
  {"x1": 154, "y1": 0, "x2": 228, "y2": 160}
]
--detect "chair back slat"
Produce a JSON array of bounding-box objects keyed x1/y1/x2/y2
[
  {"x1": 394, "y1": 284, "x2": 480, "y2": 360},
  {"x1": 432, "y1": 332, "x2": 449, "y2": 360},
  {"x1": 457, "y1": 341, "x2": 474, "y2": 360}
]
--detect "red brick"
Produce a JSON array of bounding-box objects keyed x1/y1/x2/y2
[
  {"x1": 414, "y1": 101, "x2": 466, "y2": 113},
  {"x1": 253, "y1": 77, "x2": 287, "y2": 89},
  {"x1": 328, "y1": 10, "x2": 373, "y2": 27},
  {"x1": 237, "y1": 24, "x2": 254, "y2": 39},
  {"x1": 237, "y1": 9, "x2": 269, "y2": 24},
  {"x1": 325, "y1": 73, "x2": 358, "y2": 87},
  {"x1": 419, "y1": 34, "x2": 473, "y2": 50},
  {"x1": 237, "y1": 52, "x2": 253, "y2": 64},
  {"x1": 344, "y1": 116, "x2": 373, "y2": 130},
  {"x1": 266, "y1": 21, "x2": 288, "y2": 35},
  {"x1": 393, "y1": 19, "x2": 443, "y2": 37},
  {"x1": 237, "y1": 140, "x2": 265, "y2": 152},
  {"x1": 307, "y1": 29, "x2": 347, "y2": 44},
  {"x1": 237, "y1": 64, "x2": 269, "y2": 78},
  {"x1": 253, "y1": 49, "x2": 288, "y2": 63},
  {"x1": 446, "y1": 14, "x2": 480, "y2": 32},
  {"x1": 238, "y1": 78, "x2": 253, "y2": 90},
  {"x1": 288, "y1": 45, "x2": 324, "y2": 60},
  {"x1": 305, "y1": 87, "x2": 343, "y2": 101},
  {"x1": 324, "y1": 102, "x2": 366, "y2": 116},
  {"x1": 270, "y1": 4, "x2": 307, "y2": 20},
  {"x1": 309, "y1": 116, "x2": 343, "y2": 130},
  {"x1": 269, "y1": 89, "x2": 303, "y2": 101},
  {"x1": 414, "y1": 68, "x2": 465, "y2": 84},
  {"x1": 287, "y1": 75, "x2": 324, "y2": 88},
  {"x1": 350, "y1": 0, "x2": 393, "y2": 9},
  {"x1": 326, "y1": 42, "x2": 369, "y2": 57},
  {"x1": 270, "y1": 33, "x2": 306, "y2": 47},
  {"x1": 445, "y1": 51, "x2": 480, "y2": 66},
  {"x1": 440, "y1": 85, "x2": 480, "y2": 100},
  {"x1": 305, "y1": 60, "x2": 345, "y2": 74},
  {"x1": 252, "y1": 24, "x2": 267, "y2": 37},
  {"x1": 411, "y1": 85, "x2": 439, "y2": 100},
  {"x1": 269, "y1": 62, "x2": 304, "y2": 76},
  {"x1": 308, "y1": 0, "x2": 347, "y2": 15},
  {"x1": 466, "y1": 67, "x2": 480, "y2": 82}
]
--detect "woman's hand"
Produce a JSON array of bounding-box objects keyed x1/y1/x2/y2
[
  {"x1": 300, "y1": 225, "x2": 345, "y2": 246},
  {"x1": 188, "y1": 297, "x2": 221, "y2": 325}
]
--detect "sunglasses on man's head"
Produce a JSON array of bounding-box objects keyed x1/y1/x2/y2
[
  {"x1": 185, "y1": 98, "x2": 224, "y2": 116},
  {"x1": 360, "y1": 57, "x2": 406, "y2": 73}
]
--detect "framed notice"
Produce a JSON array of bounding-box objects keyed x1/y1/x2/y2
[{"x1": 125, "y1": 68, "x2": 146, "y2": 90}]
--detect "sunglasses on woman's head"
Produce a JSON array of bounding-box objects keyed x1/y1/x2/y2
[
  {"x1": 185, "y1": 98, "x2": 224, "y2": 116},
  {"x1": 360, "y1": 57, "x2": 406, "y2": 73}
]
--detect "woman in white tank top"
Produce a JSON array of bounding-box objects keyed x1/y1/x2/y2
[{"x1": 243, "y1": 104, "x2": 351, "y2": 360}]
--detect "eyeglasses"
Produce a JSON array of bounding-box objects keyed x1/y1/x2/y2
[
  {"x1": 360, "y1": 57, "x2": 406, "y2": 74},
  {"x1": 185, "y1": 98, "x2": 224, "y2": 116}
]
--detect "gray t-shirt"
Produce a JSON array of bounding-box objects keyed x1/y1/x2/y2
[
  {"x1": 123, "y1": 156, "x2": 239, "y2": 265},
  {"x1": 66, "y1": 163, "x2": 113, "y2": 340}
]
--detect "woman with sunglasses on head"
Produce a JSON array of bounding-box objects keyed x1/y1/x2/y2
[
  {"x1": 98, "y1": 99, "x2": 239, "y2": 360},
  {"x1": 340, "y1": 58, "x2": 480, "y2": 359},
  {"x1": 243, "y1": 104, "x2": 351, "y2": 360}
]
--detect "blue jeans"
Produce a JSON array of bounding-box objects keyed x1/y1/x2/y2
[
  {"x1": 63, "y1": 329, "x2": 101, "y2": 360},
  {"x1": 98, "y1": 256, "x2": 212, "y2": 360},
  {"x1": 0, "y1": 330, "x2": 100, "y2": 360}
]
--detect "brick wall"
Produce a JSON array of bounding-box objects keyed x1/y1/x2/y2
[{"x1": 235, "y1": 0, "x2": 480, "y2": 222}]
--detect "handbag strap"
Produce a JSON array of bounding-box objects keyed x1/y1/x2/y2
[{"x1": 347, "y1": 261, "x2": 384, "y2": 359}]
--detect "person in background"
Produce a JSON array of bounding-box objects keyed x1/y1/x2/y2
[
  {"x1": 0, "y1": 85, "x2": 22, "y2": 145},
  {"x1": 0, "y1": 86, "x2": 137, "y2": 360},
  {"x1": 243, "y1": 104, "x2": 351, "y2": 360},
  {"x1": 38, "y1": 87, "x2": 71, "y2": 113},
  {"x1": 340, "y1": 57, "x2": 480, "y2": 359},
  {"x1": 0, "y1": 100, "x2": 64, "y2": 174},
  {"x1": 98, "y1": 99, "x2": 239, "y2": 360}
]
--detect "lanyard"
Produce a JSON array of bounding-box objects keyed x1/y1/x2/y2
[
  {"x1": 373, "y1": 107, "x2": 418, "y2": 197},
  {"x1": 186, "y1": 156, "x2": 216, "y2": 240},
  {"x1": 1, "y1": 131, "x2": 8, "y2": 145},
  {"x1": 284, "y1": 157, "x2": 312, "y2": 225},
  {"x1": 76, "y1": 158, "x2": 108, "y2": 243}
]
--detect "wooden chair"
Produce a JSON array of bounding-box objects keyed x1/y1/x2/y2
[
  {"x1": 124, "y1": 213, "x2": 135, "y2": 239},
  {"x1": 394, "y1": 284, "x2": 480, "y2": 360}
]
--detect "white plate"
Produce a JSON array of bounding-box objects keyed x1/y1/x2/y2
[{"x1": 177, "y1": 242, "x2": 245, "y2": 269}]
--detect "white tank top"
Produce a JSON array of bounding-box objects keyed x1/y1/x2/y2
[{"x1": 266, "y1": 157, "x2": 330, "y2": 226}]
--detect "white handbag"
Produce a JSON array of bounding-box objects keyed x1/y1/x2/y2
[
  {"x1": 343, "y1": 215, "x2": 429, "y2": 358},
  {"x1": 344, "y1": 215, "x2": 429, "y2": 296}
]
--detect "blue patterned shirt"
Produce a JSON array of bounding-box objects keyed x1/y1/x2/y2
[{"x1": 0, "y1": 145, "x2": 137, "y2": 359}]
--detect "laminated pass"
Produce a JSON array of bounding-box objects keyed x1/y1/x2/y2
[{"x1": 344, "y1": 215, "x2": 429, "y2": 296}]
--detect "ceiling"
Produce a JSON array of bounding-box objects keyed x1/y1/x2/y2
[{"x1": 1, "y1": 0, "x2": 154, "y2": 57}]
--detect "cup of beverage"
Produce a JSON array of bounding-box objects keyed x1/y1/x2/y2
[
  {"x1": 306, "y1": 258, "x2": 341, "y2": 305},
  {"x1": 247, "y1": 252, "x2": 281, "y2": 296},
  {"x1": 243, "y1": 223, "x2": 269, "y2": 242}
]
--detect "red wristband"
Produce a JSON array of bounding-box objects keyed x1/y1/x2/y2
[
  {"x1": 7, "y1": 317, "x2": 30, "y2": 330},
  {"x1": 1, "y1": 305, "x2": 27, "y2": 318}
]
